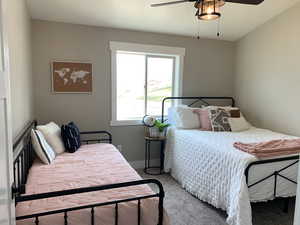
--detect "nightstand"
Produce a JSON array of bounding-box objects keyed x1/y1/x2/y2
[{"x1": 144, "y1": 136, "x2": 166, "y2": 175}]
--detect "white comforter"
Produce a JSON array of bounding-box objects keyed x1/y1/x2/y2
[{"x1": 164, "y1": 127, "x2": 299, "y2": 225}]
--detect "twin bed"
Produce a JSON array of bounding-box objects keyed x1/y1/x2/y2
[
  {"x1": 162, "y1": 96, "x2": 299, "y2": 225},
  {"x1": 13, "y1": 121, "x2": 169, "y2": 225}
]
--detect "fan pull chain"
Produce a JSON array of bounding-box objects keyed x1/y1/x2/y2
[
  {"x1": 197, "y1": 18, "x2": 201, "y2": 40},
  {"x1": 217, "y1": 18, "x2": 221, "y2": 37}
]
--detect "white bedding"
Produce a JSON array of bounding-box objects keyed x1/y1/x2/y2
[{"x1": 164, "y1": 127, "x2": 299, "y2": 225}]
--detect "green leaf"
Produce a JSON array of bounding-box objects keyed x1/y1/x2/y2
[{"x1": 154, "y1": 120, "x2": 170, "y2": 132}]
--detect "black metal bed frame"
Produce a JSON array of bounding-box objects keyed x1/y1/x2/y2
[
  {"x1": 12, "y1": 120, "x2": 165, "y2": 225},
  {"x1": 161, "y1": 96, "x2": 299, "y2": 211}
]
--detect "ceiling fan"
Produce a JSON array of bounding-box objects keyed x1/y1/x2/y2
[{"x1": 151, "y1": 0, "x2": 264, "y2": 20}]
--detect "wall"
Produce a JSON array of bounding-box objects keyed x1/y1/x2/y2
[
  {"x1": 7, "y1": 0, "x2": 34, "y2": 139},
  {"x1": 32, "y1": 20, "x2": 234, "y2": 162},
  {"x1": 235, "y1": 2, "x2": 300, "y2": 136}
]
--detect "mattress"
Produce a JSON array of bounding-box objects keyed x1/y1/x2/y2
[
  {"x1": 164, "y1": 127, "x2": 298, "y2": 225},
  {"x1": 16, "y1": 143, "x2": 169, "y2": 225}
]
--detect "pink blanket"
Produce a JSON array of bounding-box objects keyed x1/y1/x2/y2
[
  {"x1": 16, "y1": 144, "x2": 169, "y2": 225},
  {"x1": 234, "y1": 139, "x2": 300, "y2": 158}
]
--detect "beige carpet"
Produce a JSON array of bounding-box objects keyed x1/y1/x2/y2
[{"x1": 139, "y1": 170, "x2": 295, "y2": 225}]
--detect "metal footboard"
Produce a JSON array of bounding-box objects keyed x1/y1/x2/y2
[
  {"x1": 245, "y1": 155, "x2": 299, "y2": 212},
  {"x1": 16, "y1": 179, "x2": 165, "y2": 225}
]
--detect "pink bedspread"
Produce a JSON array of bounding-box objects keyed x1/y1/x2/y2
[
  {"x1": 234, "y1": 138, "x2": 300, "y2": 158},
  {"x1": 16, "y1": 144, "x2": 169, "y2": 225}
]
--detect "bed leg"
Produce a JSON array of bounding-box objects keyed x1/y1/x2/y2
[
  {"x1": 158, "y1": 193, "x2": 164, "y2": 225},
  {"x1": 283, "y1": 198, "x2": 289, "y2": 213}
]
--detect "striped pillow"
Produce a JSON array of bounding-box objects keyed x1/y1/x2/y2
[{"x1": 31, "y1": 129, "x2": 56, "y2": 164}]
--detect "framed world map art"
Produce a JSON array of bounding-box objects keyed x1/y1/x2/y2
[{"x1": 51, "y1": 61, "x2": 93, "y2": 93}]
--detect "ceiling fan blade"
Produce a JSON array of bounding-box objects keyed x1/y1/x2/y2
[
  {"x1": 151, "y1": 0, "x2": 192, "y2": 7},
  {"x1": 225, "y1": 0, "x2": 264, "y2": 5}
]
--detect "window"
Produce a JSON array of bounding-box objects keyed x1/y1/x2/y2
[{"x1": 110, "y1": 42, "x2": 185, "y2": 126}]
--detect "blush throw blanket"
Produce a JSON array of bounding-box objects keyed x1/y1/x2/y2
[{"x1": 234, "y1": 139, "x2": 300, "y2": 158}]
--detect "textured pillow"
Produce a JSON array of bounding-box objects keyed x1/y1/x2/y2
[
  {"x1": 173, "y1": 106, "x2": 200, "y2": 129},
  {"x1": 228, "y1": 117, "x2": 251, "y2": 132},
  {"x1": 31, "y1": 129, "x2": 56, "y2": 164},
  {"x1": 193, "y1": 108, "x2": 212, "y2": 131},
  {"x1": 209, "y1": 109, "x2": 231, "y2": 132},
  {"x1": 37, "y1": 122, "x2": 65, "y2": 154},
  {"x1": 61, "y1": 122, "x2": 81, "y2": 153}
]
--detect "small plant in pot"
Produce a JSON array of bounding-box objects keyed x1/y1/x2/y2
[{"x1": 143, "y1": 116, "x2": 170, "y2": 138}]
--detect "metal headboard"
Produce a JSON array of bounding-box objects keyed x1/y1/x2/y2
[
  {"x1": 12, "y1": 120, "x2": 37, "y2": 198},
  {"x1": 161, "y1": 96, "x2": 235, "y2": 122}
]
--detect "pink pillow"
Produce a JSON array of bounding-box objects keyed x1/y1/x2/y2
[{"x1": 193, "y1": 109, "x2": 212, "y2": 131}]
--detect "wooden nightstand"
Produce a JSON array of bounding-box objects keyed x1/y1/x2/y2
[{"x1": 144, "y1": 136, "x2": 166, "y2": 175}]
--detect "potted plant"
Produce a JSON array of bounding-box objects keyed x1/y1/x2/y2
[{"x1": 143, "y1": 116, "x2": 170, "y2": 138}]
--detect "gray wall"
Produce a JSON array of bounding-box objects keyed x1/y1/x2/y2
[
  {"x1": 235, "y1": 2, "x2": 300, "y2": 136},
  {"x1": 32, "y1": 20, "x2": 234, "y2": 162},
  {"x1": 7, "y1": 0, "x2": 34, "y2": 139}
]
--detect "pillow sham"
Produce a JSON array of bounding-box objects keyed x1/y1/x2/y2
[
  {"x1": 228, "y1": 116, "x2": 251, "y2": 132},
  {"x1": 193, "y1": 108, "x2": 212, "y2": 131},
  {"x1": 229, "y1": 109, "x2": 240, "y2": 118},
  {"x1": 37, "y1": 122, "x2": 65, "y2": 154},
  {"x1": 61, "y1": 122, "x2": 81, "y2": 153},
  {"x1": 31, "y1": 129, "x2": 56, "y2": 164},
  {"x1": 209, "y1": 108, "x2": 231, "y2": 132},
  {"x1": 167, "y1": 107, "x2": 178, "y2": 126},
  {"x1": 172, "y1": 105, "x2": 200, "y2": 129}
]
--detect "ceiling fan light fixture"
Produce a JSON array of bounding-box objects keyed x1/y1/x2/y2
[{"x1": 196, "y1": 0, "x2": 225, "y2": 21}]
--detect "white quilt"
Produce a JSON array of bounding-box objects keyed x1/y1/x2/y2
[{"x1": 164, "y1": 127, "x2": 299, "y2": 225}]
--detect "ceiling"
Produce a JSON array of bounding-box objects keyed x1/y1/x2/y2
[{"x1": 27, "y1": 0, "x2": 300, "y2": 41}]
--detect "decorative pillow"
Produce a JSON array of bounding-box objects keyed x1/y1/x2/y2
[
  {"x1": 31, "y1": 129, "x2": 56, "y2": 164},
  {"x1": 61, "y1": 122, "x2": 81, "y2": 153},
  {"x1": 173, "y1": 105, "x2": 200, "y2": 129},
  {"x1": 193, "y1": 108, "x2": 212, "y2": 131},
  {"x1": 228, "y1": 116, "x2": 251, "y2": 132},
  {"x1": 229, "y1": 109, "x2": 240, "y2": 118},
  {"x1": 209, "y1": 109, "x2": 231, "y2": 132},
  {"x1": 37, "y1": 122, "x2": 65, "y2": 154}
]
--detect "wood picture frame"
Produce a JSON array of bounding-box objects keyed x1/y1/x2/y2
[{"x1": 51, "y1": 61, "x2": 93, "y2": 93}]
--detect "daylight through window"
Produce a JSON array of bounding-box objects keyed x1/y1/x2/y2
[{"x1": 110, "y1": 42, "x2": 185, "y2": 126}]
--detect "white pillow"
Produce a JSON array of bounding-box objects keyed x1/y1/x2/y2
[
  {"x1": 167, "y1": 107, "x2": 177, "y2": 126},
  {"x1": 228, "y1": 116, "x2": 251, "y2": 132},
  {"x1": 37, "y1": 122, "x2": 65, "y2": 154},
  {"x1": 31, "y1": 129, "x2": 56, "y2": 164},
  {"x1": 173, "y1": 105, "x2": 200, "y2": 129}
]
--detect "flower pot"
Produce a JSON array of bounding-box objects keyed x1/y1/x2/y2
[{"x1": 148, "y1": 127, "x2": 165, "y2": 138}]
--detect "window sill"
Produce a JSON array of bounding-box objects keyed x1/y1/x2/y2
[
  {"x1": 110, "y1": 116, "x2": 168, "y2": 127},
  {"x1": 110, "y1": 120, "x2": 143, "y2": 127}
]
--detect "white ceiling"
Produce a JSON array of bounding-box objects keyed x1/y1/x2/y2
[{"x1": 27, "y1": 0, "x2": 300, "y2": 41}]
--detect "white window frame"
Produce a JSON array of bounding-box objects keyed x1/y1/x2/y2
[{"x1": 110, "y1": 41, "x2": 185, "y2": 126}]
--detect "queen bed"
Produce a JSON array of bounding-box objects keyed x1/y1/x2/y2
[{"x1": 162, "y1": 96, "x2": 299, "y2": 225}]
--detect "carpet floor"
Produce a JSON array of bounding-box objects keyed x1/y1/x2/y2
[{"x1": 139, "y1": 170, "x2": 295, "y2": 225}]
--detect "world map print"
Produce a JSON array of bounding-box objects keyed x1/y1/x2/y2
[{"x1": 52, "y1": 61, "x2": 92, "y2": 93}]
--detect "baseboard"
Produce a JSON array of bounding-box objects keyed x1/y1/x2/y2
[{"x1": 129, "y1": 159, "x2": 160, "y2": 169}]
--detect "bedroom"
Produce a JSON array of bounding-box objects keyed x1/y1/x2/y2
[{"x1": 1, "y1": 0, "x2": 300, "y2": 225}]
